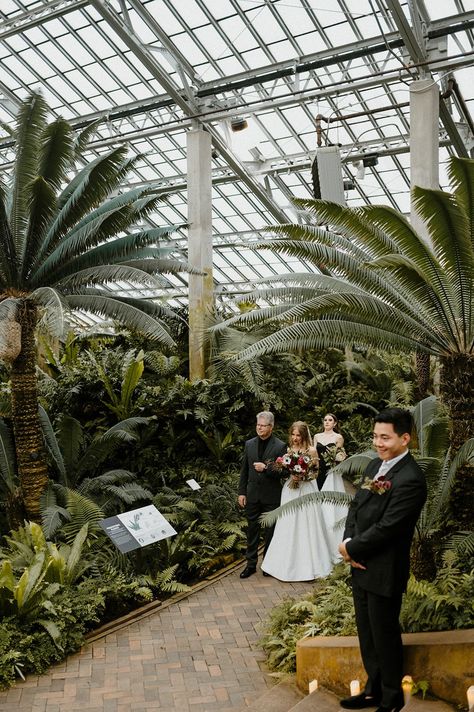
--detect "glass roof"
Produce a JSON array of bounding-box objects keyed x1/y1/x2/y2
[{"x1": 1, "y1": 0, "x2": 473, "y2": 317}]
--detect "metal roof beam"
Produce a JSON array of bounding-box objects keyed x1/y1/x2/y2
[
  {"x1": 0, "y1": 0, "x2": 89, "y2": 39},
  {"x1": 386, "y1": 0, "x2": 427, "y2": 66},
  {"x1": 386, "y1": 0, "x2": 470, "y2": 157},
  {"x1": 89, "y1": 0, "x2": 288, "y2": 223},
  {"x1": 195, "y1": 12, "x2": 474, "y2": 97},
  {"x1": 126, "y1": 0, "x2": 198, "y2": 85}
]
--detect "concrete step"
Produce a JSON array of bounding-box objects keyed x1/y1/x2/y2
[
  {"x1": 240, "y1": 680, "x2": 457, "y2": 712},
  {"x1": 238, "y1": 678, "x2": 304, "y2": 712},
  {"x1": 290, "y1": 690, "x2": 456, "y2": 712}
]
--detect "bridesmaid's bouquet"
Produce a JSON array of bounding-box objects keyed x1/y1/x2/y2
[
  {"x1": 274, "y1": 449, "x2": 317, "y2": 489},
  {"x1": 322, "y1": 446, "x2": 346, "y2": 469}
]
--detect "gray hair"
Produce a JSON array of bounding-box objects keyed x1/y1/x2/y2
[{"x1": 257, "y1": 411, "x2": 274, "y2": 426}]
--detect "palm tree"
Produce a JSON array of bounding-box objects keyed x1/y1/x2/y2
[
  {"x1": 0, "y1": 93, "x2": 187, "y2": 520},
  {"x1": 217, "y1": 156, "x2": 474, "y2": 530}
]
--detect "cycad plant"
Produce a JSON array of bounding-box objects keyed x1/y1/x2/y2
[
  {"x1": 0, "y1": 93, "x2": 187, "y2": 520},
  {"x1": 219, "y1": 157, "x2": 474, "y2": 530}
]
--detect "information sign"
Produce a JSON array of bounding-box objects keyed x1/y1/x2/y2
[{"x1": 100, "y1": 504, "x2": 177, "y2": 553}]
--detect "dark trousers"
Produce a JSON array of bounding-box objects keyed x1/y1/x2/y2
[
  {"x1": 245, "y1": 500, "x2": 278, "y2": 568},
  {"x1": 352, "y1": 578, "x2": 404, "y2": 708}
]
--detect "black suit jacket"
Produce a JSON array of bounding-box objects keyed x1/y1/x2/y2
[
  {"x1": 344, "y1": 452, "x2": 427, "y2": 597},
  {"x1": 239, "y1": 434, "x2": 287, "y2": 506}
]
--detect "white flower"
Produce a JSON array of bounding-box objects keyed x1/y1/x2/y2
[
  {"x1": 293, "y1": 464, "x2": 303, "y2": 473},
  {"x1": 282, "y1": 454, "x2": 292, "y2": 465}
]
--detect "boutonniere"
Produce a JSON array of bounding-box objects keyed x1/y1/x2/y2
[{"x1": 361, "y1": 475, "x2": 392, "y2": 495}]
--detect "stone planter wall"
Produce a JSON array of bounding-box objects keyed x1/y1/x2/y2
[{"x1": 296, "y1": 628, "x2": 474, "y2": 707}]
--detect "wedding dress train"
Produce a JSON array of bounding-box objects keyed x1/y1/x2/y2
[{"x1": 261, "y1": 470, "x2": 348, "y2": 582}]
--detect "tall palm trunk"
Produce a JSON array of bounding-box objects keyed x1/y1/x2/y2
[
  {"x1": 414, "y1": 351, "x2": 430, "y2": 401},
  {"x1": 440, "y1": 354, "x2": 474, "y2": 531},
  {"x1": 10, "y1": 299, "x2": 48, "y2": 521}
]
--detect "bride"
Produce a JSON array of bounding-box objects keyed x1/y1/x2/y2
[{"x1": 261, "y1": 420, "x2": 346, "y2": 582}]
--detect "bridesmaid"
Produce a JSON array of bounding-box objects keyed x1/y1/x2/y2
[{"x1": 313, "y1": 413, "x2": 346, "y2": 490}]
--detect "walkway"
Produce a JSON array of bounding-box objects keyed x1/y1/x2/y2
[{"x1": 0, "y1": 564, "x2": 314, "y2": 712}]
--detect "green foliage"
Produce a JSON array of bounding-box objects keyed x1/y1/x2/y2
[
  {"x1": 87, "y1": 349, "x2": 145, "y2": 420},
  {"x1": 401, "y1": 553, "x2": 474, "y2": 632},
  {"x1": 260, "y1": 564, "x2": 355, "y2": 673},
  {"x1": 152, "y1": 481, "x2": 246, "y2": 578},
  {"x1": 411, "y1": 679, "x2": 429, "y2": 698},
  {"x1": 261, "y1": 554, "x2": 474, "y2": 675},
  {"x1": 0, "y1": 581, "x2": 105, "y2": 689}
]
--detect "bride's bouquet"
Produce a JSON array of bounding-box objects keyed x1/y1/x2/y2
[{"x1": 274, "y1": 449, "x2": 317, "y2": 489}]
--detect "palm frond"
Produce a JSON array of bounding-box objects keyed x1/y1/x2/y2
[
  {"x1": 63, "y1": 293, "x2": 175, "y2": 347},
  {"x1": 0, "y1": 181, "x2": 16, "y2": 285},
  {"x1": 0, "y1": 418, "x2": 17, "y2": 492},
  {"x1": 412, "y1": 185, "x2": 473, "y2": 347},
  {"x1": 55, "y1": 265, "x2": 168, "y2": 291},
  {"x1": 35, "y1": 226, "x2": 179, "y2": 285},
  {"x1": 29, "y1": 287, "x2": 67, "y2": 338},
  {"x1": 86, "y1": 481, "x2": 152, "y2": 506},
  {"x1": 230, "y1": 319, "x2": 429, "y2": 361},
  {"x1": 40, "y1": 484, "x2": 71, "y2": 539},
  {"x1": 62, "y1": 488, "x2": 105, "y2": 543},
  {"x1": 10, "y1": 92, "x2": 48, "y2": 264},
  {"x1": 38, "y1": 405, "x2": 67, "y2": 481},
  {"x1": 36, "y1": 146, "x2": 130, "y2": 263},
  {"x1": 56, "y1": 415, "x2": 84, "y2": 485},
  {"x1": 73, "y1": 118, "x2": 103, "y2": 157},
  {"x1": 262, "y1": 490, "x2": 353, "y2": 526},
  {"x1": 39, "y1": 117, "x2": 74, "y2": 190},
  {"x1": 21, "y1": 177, "x2": 57, "y2": 281},
  {"x1": 102, "y1": 417, "x2": 151, "y2": 442}
]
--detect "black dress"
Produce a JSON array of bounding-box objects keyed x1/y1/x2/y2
[{"x1": 315, "y1": 441, "x2": 338, "y2": 491}]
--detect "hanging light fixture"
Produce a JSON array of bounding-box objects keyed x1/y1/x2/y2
[{"x1": 230, "y1": 116, "x2": 248, "y2": 132}]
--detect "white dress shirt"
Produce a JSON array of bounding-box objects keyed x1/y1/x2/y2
[{"x1": 374, "y1": 449, "x2": 409, "y2": 479}]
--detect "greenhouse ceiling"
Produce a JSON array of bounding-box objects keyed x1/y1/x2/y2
[{"x1": 0, "y1": 0, "x2": 473, "y2": 322}]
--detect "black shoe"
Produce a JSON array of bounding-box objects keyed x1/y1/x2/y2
[
  {"x1": 374, "y1": 703, "x2": 404, "y2": 712},
  {"x1": 262, "y1": 571, "x2": 270, "y2": 577},
  {"x1": 240, "y1": 567, "x2": 256, "y2": 579},
  {"x1": 340, "y1": 693, "x2": 381, "y2": 709}
]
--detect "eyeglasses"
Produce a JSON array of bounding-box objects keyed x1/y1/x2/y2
[{"x1": 256, "y1": 423, "x2": 272, "y2": 428}]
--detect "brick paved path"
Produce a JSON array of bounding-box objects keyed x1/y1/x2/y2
[{"x1": 0, "y1": 566, "x2": 314, "y2": 712}]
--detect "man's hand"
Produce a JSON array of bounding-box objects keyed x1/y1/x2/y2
[
  {"x1": 338, "y1": 541, "x2": 350, "y2": 561},
  {"x1": 238, "y1": 495, "x2": 246, "y2": 508},
  {"x1": 338, "y1": 541, "x2": 366, "y2": 570},
  {"x1": 253, "y1": 461, "x2": 267, "y2": 472}
]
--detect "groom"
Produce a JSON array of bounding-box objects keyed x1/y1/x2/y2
[
  {"x1": 238, "y1": 411, "x2": 286, "y2": 578},
  {"x1": 338, "y1": 408, "x2": 427, "y2": 712}
]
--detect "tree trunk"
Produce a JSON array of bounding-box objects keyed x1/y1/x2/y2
[
  {"x1": 414, "y1": 351, "x2": 430, "y2": 401},
  {"x1": 440, "y1": 354, "x2": 474, "y2": 532},
  {"x1": 10, "y1": 299, "x2": 48, "y2": 522}
]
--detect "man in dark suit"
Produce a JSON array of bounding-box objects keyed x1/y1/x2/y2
[
  {"x1": 338, "y1": 408, "x2": 427, "y2": 712},
  {"x1": 238, "y1": 411, "x2": 287, "y2": 579}
]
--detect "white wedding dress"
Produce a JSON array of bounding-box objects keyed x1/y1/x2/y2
[{"x1": 261, "y1": 470, "x2": 348, "y2": 582}]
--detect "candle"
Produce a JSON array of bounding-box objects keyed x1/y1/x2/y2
[
  {"x1": 467, "y1": 685, "x2": 474, "y2": 710},
  {"x1": 309, "y1": 679, "x2": 318, "y2": 693},
  {"x1": 350, "y1": 680, "x2": 360, "y2": 696},
  {"x1": 402, "y1": 676, "x2": 414, "y2": 704}
]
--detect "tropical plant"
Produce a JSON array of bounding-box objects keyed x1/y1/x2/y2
[
  {"x1": 38, "y1": 410, "x2": 152, "y2": 537},
  {"x1": 87, "y1": 348, "x2": 145, "y2": 421},
  {"x1": 1, "y1": 521, "x2": 93, "y2": 586},
  {"x1": 0, "y1": 92, "x2": 187, "y2": 520},
  {"x1": 0, "y1": 554, "x2": 61, "y2": 642},
  {"x1": 0, "y1": 418, "x2": 23, "y2": 526},
  {"x1": 217, "y1": 157, "x2": 474, "y2": 530}
]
